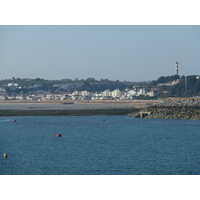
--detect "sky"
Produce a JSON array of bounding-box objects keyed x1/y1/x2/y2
[{"x1": 0, "y1": 25, "x2": 200, "y2": 82}]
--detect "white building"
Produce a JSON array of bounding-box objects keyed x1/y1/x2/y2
[
  {"x1": 147, "y1": 90, "x2": 158, "y2": 97},
  {"x1": 102, "y1": 89, "x2": 111, "y2": 98},
  {"x1": 91, "y1": 92, "x2": 102, "y2": 100},
  {"x1": 0, "y1": 87, "x2": 5, "y2": 92},
  {"x1": 128, "y1": 89, "x2": 137, "y2": 96},
  {"x1": 16, "y1": 95, "x2": 26, "y2": 100},
  {"x1": 8, "y1": 83, "x2": 19, "y2": 87},
  {"x1": 138, "y1": 89, "x2": 146, "y2": 95},
  {"x1": 80, "y1": 90, "x2": 90, "y2": 97},
  {"x1": 0, "y1": 95, "x2": 6, "y2": 100},
  {"x1": 138, "y1": 89, "x2": 151, "y2": 96},
  {"x1": 111, "y1": 89, "x2": 122, "y2": 98},
  {"x1": 171, "y1": 79, "x2": 180, "y2": 86}
]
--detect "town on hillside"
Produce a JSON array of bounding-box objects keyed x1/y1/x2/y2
[{"x1": 0, "y1": 74, "x2": 200, "y2": 101}]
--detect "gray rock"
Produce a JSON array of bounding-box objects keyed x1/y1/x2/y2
[{"x1": 129, "y1": 98, "x2": 200, "y2": 120}]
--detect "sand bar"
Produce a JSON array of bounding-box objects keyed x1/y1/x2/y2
[{"x1": 0, "y1": 100, "x2": 159, "y2": 110}]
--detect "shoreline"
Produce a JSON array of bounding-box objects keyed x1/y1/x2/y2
[
  {"x1": 0, "y1": 100, "x2": 156, "y2": 116},
  {"x1": 0, "y1": 99, "x2": 159, "y2": 103}
]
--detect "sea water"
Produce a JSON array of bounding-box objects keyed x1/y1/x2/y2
[{"x1": 1, "y1": 115, "x2": 200, "y2": 175}]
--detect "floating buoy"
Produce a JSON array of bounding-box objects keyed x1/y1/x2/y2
[
  {"x1": 56, "y1": 134, "x2": 62, "y2": 137},
  {"x1": 4, "y1": 153, "x2": 8, "y2": 158},
  {"x1": 13, "y1": 120, "x2": 16, "y2": 122}
]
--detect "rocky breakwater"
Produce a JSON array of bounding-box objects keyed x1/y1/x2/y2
[{"x1": 129, "y1": 98, "x2": 200, "y2": 120}]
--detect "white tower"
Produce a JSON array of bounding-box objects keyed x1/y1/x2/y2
[{"x1": 176, "y1": 62, "x2": 178, "y2": 75}]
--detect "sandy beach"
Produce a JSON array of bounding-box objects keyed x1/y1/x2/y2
[
  {"x1": 0, "y1": 100, "x2": 159, "y2": 110},
  {"x1": 0, "y1": 100, "x2": 159, "y2": 116}
]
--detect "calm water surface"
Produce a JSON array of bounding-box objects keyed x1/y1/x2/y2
[{"x1": 1, "y1": 116, "x2": 200, "y2": 175}]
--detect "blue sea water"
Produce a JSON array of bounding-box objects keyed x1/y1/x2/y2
[{"x1": 1, "y1": 115, "x2": 200, "y2": 175}]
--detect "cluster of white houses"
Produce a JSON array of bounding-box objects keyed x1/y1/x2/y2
[{"x1": 0, "y1": 85, "x2": 158, "y2": 101}]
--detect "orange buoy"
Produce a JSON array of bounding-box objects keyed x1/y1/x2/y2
[{"x1": 56, "y1": 134, "x2": 62, "y2": 137}]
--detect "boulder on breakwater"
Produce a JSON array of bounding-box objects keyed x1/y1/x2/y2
[{"x1": 129, "y1": 98, "x2": 200, "y2": 120}]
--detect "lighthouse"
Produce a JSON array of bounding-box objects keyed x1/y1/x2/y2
[{"x1": 175, "y1": 62, "x2": 178, "y2": 75}]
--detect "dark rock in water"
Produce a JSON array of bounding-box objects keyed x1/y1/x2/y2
[{"x1": 0, "y1": 108, "x2": 140, "y2": 117}]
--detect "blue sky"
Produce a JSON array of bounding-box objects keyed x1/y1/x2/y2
[{"x1": 1, "y1": 25, "x2": 200, "y2": 82}]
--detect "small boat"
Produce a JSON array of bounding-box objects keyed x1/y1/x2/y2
[{"x1": 56, "y1": 134, "x2": 62, "y2": 137}]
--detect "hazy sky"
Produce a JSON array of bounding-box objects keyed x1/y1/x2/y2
[{"x1": 0, "y1": 25, "x2": 200, "y2": 82}]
